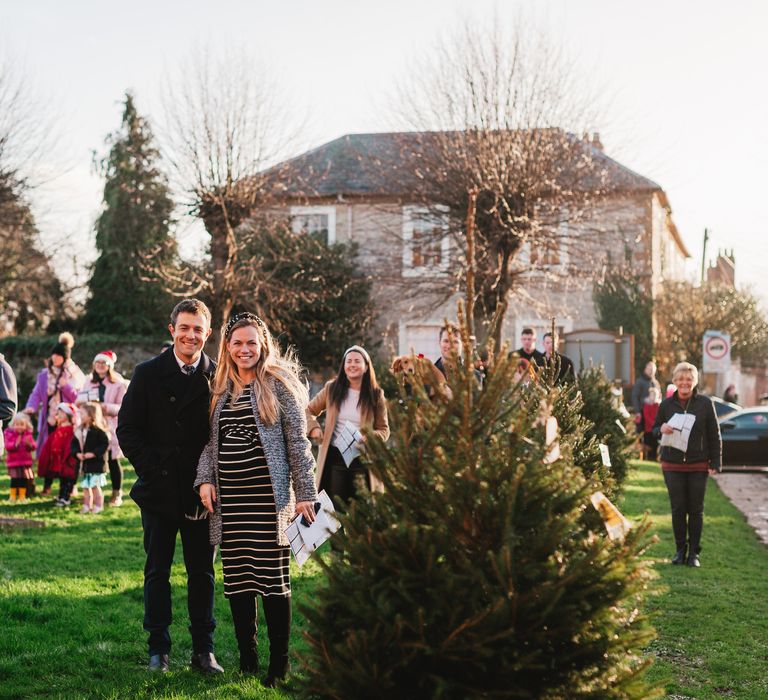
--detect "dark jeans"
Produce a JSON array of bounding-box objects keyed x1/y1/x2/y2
[
  {"x1": 326, "y1": 446, "x2": 370, "y2": 507},
  {"x1": 140, "y1": 508, "x2": 216, "y2": 655},
  {"x1": 229, "y1": 593, "x2": 290, "y2": 672},
  {"x1": 59, "y1": 477, "x2": 75, "y2": 502},
  {"x1": 663, "y1": 470, "x2": 709, "y2": 554},
  {"x1": 108, "y1": 454, "x2": 122, "y2": 491}
]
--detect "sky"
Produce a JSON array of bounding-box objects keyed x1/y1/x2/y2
[{"x1": 3, "y1": 0, "x2": 767, "y2": 303}]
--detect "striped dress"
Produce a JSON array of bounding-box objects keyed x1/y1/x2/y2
[{"x1": 218, "y1": 385, "x2": 291, "y2": 598}]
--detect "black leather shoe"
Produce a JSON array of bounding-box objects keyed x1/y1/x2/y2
[
  {"x1": 239, "y1": 650, "x2": 259, "y2": 674},
  {"x1": 148, "y1": 653, "x2": 169, "y2": 672},
  {"x1": 671, "y1": 548, "x2": 687, "y2": 565},
  {"x1": 191, "y1": 652, "x2": 224, "y2": 674},
  {"x1": 263, "y1": 659, "x2": 289, "y2": 688},
  {"x1": 686, "y1": 553, "x2": 701, "y2": 567}
]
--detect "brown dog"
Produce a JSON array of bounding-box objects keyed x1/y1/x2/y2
[{"x1": 390, "y1": 353, "x2": 448, "y2": 401}]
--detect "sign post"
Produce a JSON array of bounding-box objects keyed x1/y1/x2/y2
[{"x1": 702, "y1": 331, "x2": 731, "y2": 373}]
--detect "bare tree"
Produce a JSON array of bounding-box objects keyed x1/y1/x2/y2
[
  {"x1": 160, "y1": 47, "x2": 300, "y2": 324},
  {"x1": 389, "y1": 17, "x2": 614, "y2": 351}
]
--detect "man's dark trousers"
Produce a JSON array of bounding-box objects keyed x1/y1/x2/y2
[{"x1": 142, "y1": 509, "x2": 216, "y2": 655}]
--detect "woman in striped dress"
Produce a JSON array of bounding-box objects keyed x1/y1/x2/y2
[{"x1": 195, "y1": 312, "x2": 317, "y2": 686}]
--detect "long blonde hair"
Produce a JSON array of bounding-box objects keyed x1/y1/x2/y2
[
  {"x1": 77, "y1": 402, "x2": 111, "y2": 440},
  {"x1": 210, "y1": 313, "x2": 308, "y2": 425}
]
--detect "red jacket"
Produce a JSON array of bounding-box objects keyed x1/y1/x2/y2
[
  {"x1": 38, "y1": 424, "x2": 77, "y2": 480},
  {"x1": 642, "y1": 402, "x2": 660, "y2": 433},
  {"x1": 4, "y1": 428, "x2": 36, "y2": 469}
]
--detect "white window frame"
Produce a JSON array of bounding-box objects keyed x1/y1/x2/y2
[
  {"x1": 402, "y1": 205, "x2": 450, "y2": 277},
  {"x1": 525, "y1": 210, "x2": 570, "y2": 272},
  {"x1": 289, "y1": 205, "x2": 336, "y2": 244}
]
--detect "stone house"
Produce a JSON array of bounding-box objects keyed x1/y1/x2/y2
[{"x1": 263, "y1": 132, "x2": 690, "y2": 362}]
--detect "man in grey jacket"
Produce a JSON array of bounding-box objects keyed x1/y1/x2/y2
[{"x1": 0, "y1": 353, "x2": 18, "y2": 456}]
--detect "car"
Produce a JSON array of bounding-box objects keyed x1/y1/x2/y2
[
  {"x1": 719, "y1": 408, "x2": 768, "y2": 469},
  {"x1": 710, "y1": 396, "x2": 741, "y2": 420}
]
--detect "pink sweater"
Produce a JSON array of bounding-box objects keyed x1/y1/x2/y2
[{"x1": 4, "y1": 428, "x2": 36, "y2": 468}]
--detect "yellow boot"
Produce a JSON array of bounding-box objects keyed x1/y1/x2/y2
[
  {"x1": 9, "y1": 488, "x2": 17, "y2": 502},
  {"x1": 17, "y1": 487, "x2": 27, "y2": 503}
]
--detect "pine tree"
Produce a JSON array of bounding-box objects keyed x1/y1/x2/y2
[
  {"x1": 300, "y1": 320, "x2": 657, "y2": 699},
  {"x1": 84, "y1": 92, "x2": 175, "y2": 334}
]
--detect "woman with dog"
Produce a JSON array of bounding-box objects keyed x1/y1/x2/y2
[
  {"x1": 307, "y1": 345, "x2": 389, "y2": 504},
  {"x1": 195, "y1": 312, "x2": 317, "y2": 685}
]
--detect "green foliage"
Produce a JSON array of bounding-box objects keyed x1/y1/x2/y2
[
  {"x1": 84, "y1": 92, "x2": 176, "y2": 334},
  {"x1": 593, "y1": 263, "x2": 654, "y2": 371},
  {"x1": 656, "y1": 281, "x2": 768, "y2": 374},
  {"x1": 300, "y1": 339, "x2": 657, "y2": 698},
  {"x1": 0, "y1": 176, "x2": 64, "y2": 333},
  {"x1": 237, "y1": 224, "x2": 376, "y2": 371},
  {"x1": 577, "y1": 365, "x2": 635, "y2": 492}
]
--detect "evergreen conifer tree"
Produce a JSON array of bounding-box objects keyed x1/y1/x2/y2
[
  {"x1": 300, "y1": 319, "x2": 656, "y2": 699},
  {"x1": 85, "y1": 93, "x2": 175, "y2": 334}
]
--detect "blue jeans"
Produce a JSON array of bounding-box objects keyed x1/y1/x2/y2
[{"x1": 141, "y1": 509, "x2": 216, "y2": 655}]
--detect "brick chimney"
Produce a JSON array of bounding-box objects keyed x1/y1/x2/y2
[{"x1": 591, "y1": 132, "x2": 603, "y2": 150}]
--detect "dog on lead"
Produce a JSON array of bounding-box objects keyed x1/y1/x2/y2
[{"x1": 390, "y1": 353, "x2": 449, "y2": 402}]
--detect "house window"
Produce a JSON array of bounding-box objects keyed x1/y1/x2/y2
[
  {"x1": 528, "y1": 211, "x2": 568, "y2": 269},
  {"x1": 290, "y1": 206, "x2": 336, "y2": 245},
  {"x1": 402, "y1": 206, "x2": 449, "y2": 276}
]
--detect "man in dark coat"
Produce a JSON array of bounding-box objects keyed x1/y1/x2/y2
[
  {"x1": 510, "y1": 327, "x2": 546, "y2": 367},
  {"x1": 117, "y1": 299, "x2": 222, "y2": 674}
]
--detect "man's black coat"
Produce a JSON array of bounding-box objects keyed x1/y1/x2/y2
[{"x1": 117, "y1": 349, "x2": 216, "y2": 520}]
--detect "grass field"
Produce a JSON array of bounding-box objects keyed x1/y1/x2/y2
[{"x1": 1, "y1": 461, "x2": 766, "y2": 699}]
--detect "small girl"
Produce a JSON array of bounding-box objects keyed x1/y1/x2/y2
[
  {"x1": 72, "y1": 402, "x2": 109, "y2": 514},
  {"x1": 642, "y1": 386, "x2": 662, "y2": 461},
  {"x1": 4, "y1": 413, "x2": 37, "y2": 503},
  {"x1": 38, "y1": 403, "x2": 78, "y2": 505}
]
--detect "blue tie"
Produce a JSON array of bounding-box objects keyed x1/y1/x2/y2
[{"x1": 182, "y1": 364, "x2": 195, "y2": 376}]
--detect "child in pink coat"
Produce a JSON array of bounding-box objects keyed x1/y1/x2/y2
[{"x1": 4, "y1": 413, "x2": 36, "y2": 502}]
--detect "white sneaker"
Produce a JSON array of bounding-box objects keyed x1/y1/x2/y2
[
  {"x1": 80, "y1": 505, "x2": 91, "y2": 514},
  {"x1": 92, "y1": 505, "x2": 104, "y2": 514}
]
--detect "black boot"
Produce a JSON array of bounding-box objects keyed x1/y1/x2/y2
[
  {"x1": 229, "y1": 593, "x2": 259, "y2": 673},
  {"x1": 263, "y1": 595, "x2": 291, "y2": 687},
  {"x1": 686, "y1": 553, "x2": 701, "y2": 567},
  {"x1": 671, "y1": 546, "x2": 687, "y2": 565}
]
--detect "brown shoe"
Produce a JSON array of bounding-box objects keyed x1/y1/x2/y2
[
  {"x1": 191, "y1": 652, "x2": 224, "y2": 674},
  {"x1": 148, "y1": 653, "x2": 169, "y2": 672}
]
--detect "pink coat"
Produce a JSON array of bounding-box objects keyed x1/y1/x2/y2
[
  {"x1": 4, "y1": 428, "x2": 36, "y2": 468},
  {"x1": 25, "y1": 365, "x2": 83, "y2": 458},
  {"x1": 76, "y1": 373, "x2": 128, "y2": 458}
]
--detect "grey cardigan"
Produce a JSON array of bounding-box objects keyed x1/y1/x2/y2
[{"x1": 194, "y1": 378, "x2": 318, "y2": 547}]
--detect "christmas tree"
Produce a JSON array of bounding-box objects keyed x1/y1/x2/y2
[
  {"x1": 85, "y1": 92, "x2": 176, "y2": 334},
  {"x1": 300, "y1": 319, "x2": 657, "y2": 699}
]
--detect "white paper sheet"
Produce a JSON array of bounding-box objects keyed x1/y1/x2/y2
[
  {"x1": 285, "y1": 490, "x2": 341, "y2": 567},
  {"x1": 659, "y1": 412, "x2": 696, "y2": 452},
  {"x1": 332, "y1": 421, "x2": 363, "y2": 467}
]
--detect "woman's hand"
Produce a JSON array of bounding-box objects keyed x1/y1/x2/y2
[
  {"x1": 23, "y1": 407, "x2": 36, "y2": 415},
  {"x1": 199, "y1": 483, "x2": 217, "y2": 513},
  {"x1": 660, "y1": 423, "x2": 674, "y2": 435},
  {"x1": 708, "y1": 468, "x2": 718, "y2": 476},
  {"x1": 295, "y1": 500, "x2": 317, "y2": 525},
  {"x1": 308, "y1": 427, "x2": 323, "y2": 441}
]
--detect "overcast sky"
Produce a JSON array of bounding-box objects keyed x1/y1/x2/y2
[{"x1": 3, "y1": 0, "x2": 766, "y2": 302}]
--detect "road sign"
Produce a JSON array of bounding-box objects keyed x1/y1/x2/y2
[{"x1": 702, "y1": 330, "x2": 731, "y2": 373}]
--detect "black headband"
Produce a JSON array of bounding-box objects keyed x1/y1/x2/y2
[{"x1": 224, "y1": 312, "x2": 266, "y2": 339}]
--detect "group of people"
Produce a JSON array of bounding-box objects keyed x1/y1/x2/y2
[
  {"x1": 2, "y1": 334, "x2": 128, "y2": 510},
  {"x1": 113, "y1": 299, "x2": 390, "y2": 685},
  {"x1": 631, "y1": 359, "x2": 722, "y2": 568},
  {"x1": 0, "y1": 303, "x2": 725, "y2": 683}
]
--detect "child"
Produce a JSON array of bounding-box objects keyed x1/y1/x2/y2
[
  {"x1": 38, "y1": 403, "x2": 78, "y2": 505},
  {"x1": 4, "y1": 413, "x2": 36, "y2": 503},
  {"x1": 642, "y1": 386, "x2": 662, "y2": 461},
  {"x1": 72, "y1": 402, "x2": 109, "y2": 514}
]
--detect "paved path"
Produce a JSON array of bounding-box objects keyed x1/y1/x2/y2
[{"x1": 713, "y1": 471, "x2": 768, "y2": 544}]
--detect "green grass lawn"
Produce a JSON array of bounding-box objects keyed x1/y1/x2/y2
[
  {"x1": 1, "y1": 461, "x2": 766, "y2": 699},
  {"x1": 621, "y1": 461, "x2": 768, "y2": 699}
]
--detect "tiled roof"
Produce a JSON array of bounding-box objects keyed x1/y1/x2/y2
[{"x1": 266, "y1": 131, "x2": 663, "y2": 198}]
